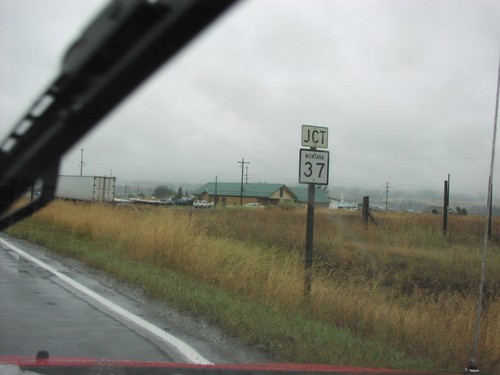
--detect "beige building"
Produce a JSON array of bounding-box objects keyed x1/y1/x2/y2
[
  {"x1": 194, "y1": 182, "x2": 331, "y2": 207},
  {"x1": 194, "y1": 182, "x2": 296, "y2": 206}
]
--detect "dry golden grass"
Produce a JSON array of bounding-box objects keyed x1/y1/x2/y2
[{"x1": 9, "y1": 200, "x2": 500, "y2": 371}]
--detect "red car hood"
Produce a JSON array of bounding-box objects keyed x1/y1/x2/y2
[{"x1": 0, "y1": 355, "x2": 455, "y2": 374}]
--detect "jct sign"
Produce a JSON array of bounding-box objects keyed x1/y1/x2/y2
[
  {"x1": 301, "y1": 125, "x2": 328, "y2": 149},
  {"x1": 299, "y1": 149, "x2": 330, "y2": 185}
]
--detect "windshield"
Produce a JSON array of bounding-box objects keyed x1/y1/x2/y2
[{"x1": 1, "y1": 1, "x2": 499, "y2": 374}]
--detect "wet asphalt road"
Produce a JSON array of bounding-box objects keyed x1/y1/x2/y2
[
  {"x1": 0, "y1": 234, "x2": 275, "y2": 365},
  {"x1": 0, "y1": 239, "x2": 179, "y2": 362}
]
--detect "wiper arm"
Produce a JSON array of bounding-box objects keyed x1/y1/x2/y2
[{"x1": 0, "y1": 0, "x2": 238, "y2": 230}]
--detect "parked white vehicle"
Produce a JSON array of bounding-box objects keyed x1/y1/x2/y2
[{"x1": 193, "y1": 200, "x2": 214, "y2": 208}]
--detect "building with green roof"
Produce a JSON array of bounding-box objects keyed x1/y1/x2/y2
[
  {"x1": 288, "y1": 186, "x2": 330, "y2": 207},
  {"x1": 194, "y1": 182, "x2": 295, "y2": 206},
  {"x1": 194, "y1": 182, "x2": 330, "y2": 207}
]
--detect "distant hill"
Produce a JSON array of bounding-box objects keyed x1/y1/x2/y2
[{"x1": 324, "y1": 185, "x2": 497, "y2": 215}]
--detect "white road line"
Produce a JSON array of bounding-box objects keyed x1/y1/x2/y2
[{"x1": 0, "y1": 237, "x2": 213, "y2": 365}]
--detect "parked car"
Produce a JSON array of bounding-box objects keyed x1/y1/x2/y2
[
  {"x1": 244, "y1": 202, "x2": 264, "y2": 208},
  {"x1": 193, "y1": 200, "x2": 214, "y2": 208},
  {"x1": 170, "y1": 198, "x2": 193, "y2": 206}
]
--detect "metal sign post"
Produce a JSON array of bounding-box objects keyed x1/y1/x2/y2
[
  {"x1": 299, "y1": 125, "x2": 329, "y2": 301},
  {"x1": 304, "y1": 183, "x2": 315, "y2": 299}
]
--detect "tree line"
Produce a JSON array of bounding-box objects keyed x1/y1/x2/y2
[{"x1": 153, "y1": 185, "x2": 189, "y2": 199}]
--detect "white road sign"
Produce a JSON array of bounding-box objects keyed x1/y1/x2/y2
[
  {"x1": 299, "y1": 149, "x2": 329, "y2": 185},
  {"x1": 301, "y1": 125, "x2": 328, "y2": 149}
]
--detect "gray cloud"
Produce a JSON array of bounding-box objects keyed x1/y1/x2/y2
[{"x1": 1, "y1": 0, "x2": 499, "y2": 197}]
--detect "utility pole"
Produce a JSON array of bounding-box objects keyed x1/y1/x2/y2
[
  {"x1": 384, "y1": 181, "x2": 390, "y2": 211},
  {"x1": 215, "y1": 176, "x2": 218, "y2": 206},
  {"x1": 238, "y1": 158, "x2": 249, "y2": 205},
  {"x1": 245, "y1": 165, "x2": 249, "y2": 183},
  {"x1": 443, "y1": 174, "x2": 450, "y2": 235},
  {"x1": 79, "y1": 148, "x2": 85, "y2": 176}
]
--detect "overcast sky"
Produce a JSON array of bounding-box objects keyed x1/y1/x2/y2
[{"x1": 1, "y1": 0, "x2": 499, "y2": 197}]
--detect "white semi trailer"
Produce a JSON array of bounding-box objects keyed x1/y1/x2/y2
[{"x1": 56, "y1": 175, "x2": 116, "y2": 202}]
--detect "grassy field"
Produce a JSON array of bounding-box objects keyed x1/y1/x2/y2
[{"x1": 6, "y1": 200, "x2": 500, "y2": 373}]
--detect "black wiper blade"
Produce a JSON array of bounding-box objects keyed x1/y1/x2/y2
[{"x1": 0, "y1": 0, "x2": 238, "y2": 230}]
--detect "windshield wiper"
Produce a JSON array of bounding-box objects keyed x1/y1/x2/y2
[{"x1": 0, "y1": 0, "x2": 238, "y2": 230}]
